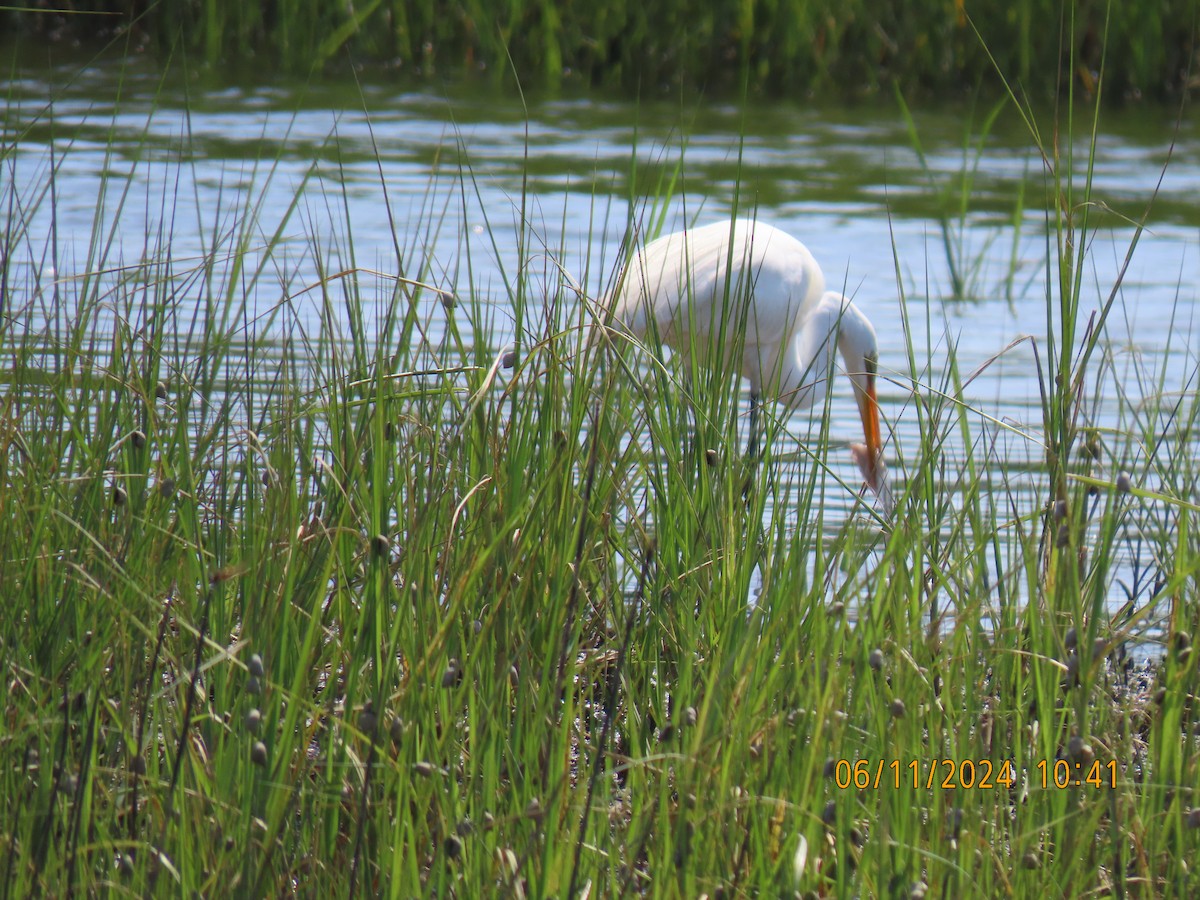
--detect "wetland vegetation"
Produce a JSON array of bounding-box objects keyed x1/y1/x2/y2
[
  {"x1": 3, "y1": 7, "x2": 1200, "y2": 898},
  {"x1": 3, "y1": 0, "x2": 1198, "y2": 101}
]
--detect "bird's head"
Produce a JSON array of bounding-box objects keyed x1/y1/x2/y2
[{"x1": 832, "y1": 299, "x2": 886, "y2": 501}]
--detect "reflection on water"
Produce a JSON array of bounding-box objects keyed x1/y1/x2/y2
[{"x1": 5, "y1": 60, "x2": 1199, "y2": 635}]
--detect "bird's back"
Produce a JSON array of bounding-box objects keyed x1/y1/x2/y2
[{"x1": 609, "y1": 220, "x2": 826, "y2": 390}]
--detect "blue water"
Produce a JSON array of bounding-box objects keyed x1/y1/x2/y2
[{"x1": 5, "y1": 62, "x2": 1199, "y2": 646}]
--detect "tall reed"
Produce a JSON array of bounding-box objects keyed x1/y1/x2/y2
[
  {"x1": 2, "y1": 0, "x2": 1195, "y2": 101},
  {"x1": 2, "y1": 32, "x2": 1199, "y2": 898}
]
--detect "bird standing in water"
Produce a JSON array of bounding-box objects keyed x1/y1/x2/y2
[{"x1": 608, "y1": 218, "x2": 887, "y2": 502}]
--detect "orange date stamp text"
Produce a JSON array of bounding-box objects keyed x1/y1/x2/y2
[{"x1": 831, "y1": 758, "x2": 1118, "y2": 791}]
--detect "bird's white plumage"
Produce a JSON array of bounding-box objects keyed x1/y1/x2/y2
[
  {"x1": 608, "y1": 218, "x2": 888, "y2": 501},
  {"x1": 611, "y1": 219, "x2": 827, "y2": 398}
]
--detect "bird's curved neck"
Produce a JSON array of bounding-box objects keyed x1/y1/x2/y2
[{"x1": 777, "y1": 294, "x2": 874, "y2": 410}]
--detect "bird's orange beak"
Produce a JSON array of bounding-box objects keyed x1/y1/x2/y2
[{"x1": 852, "y1": 373, "x2": 884, "y2": 496}]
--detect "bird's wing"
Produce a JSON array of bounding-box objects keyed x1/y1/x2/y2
[{"x1": 611, "y1": 220, "x2": 825, "y2": 382}]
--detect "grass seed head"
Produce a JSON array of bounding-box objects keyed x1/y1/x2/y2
[
  {"x1": 248, "y1": 653, "x2": 265, "y2": 678},
  {"x1": 444, "y1": 834, "x2": 463, "y2": 860},
  {"x1": 1186, "y1": 808, "x2": 1200, "y2": 829},
  {"x1": 1116, "y1": 471, "x2": 1132, "y2": 493},
  {"x1": 113, "y1": 485, "x2": 127, "y2": 506},
  {"x1": 1063, "y1": 653, "x2": 1079, "y2": 688},
  {"x1": 131, "y1": 430, "x2": 146, "y2": 449},
  {"x1": 371, "y1": 533, "x2": 390, "y2": 557},
  {"x1": 868, "y1": 648, "x2": 884, "y2": 671},
  {"x1": 821, "y1": 800, "x2": 837, "y2": 826},
  {"x1": 1067, "y1": 734, "x2": 1083, "y2": 758},
  {"x1": 245, "y1": 708, "x2": 262, "y2": 734},
  {"x1": 1067, "y1": 735, "x2": 1095, "y2": 766},
  {"x1": 358, "y1": 702, "x2": 378, "y2": 735},
  {"x1": 442, "y1": 658, "x2": 462, "y2": 688},
  {"x1": 251, "y1": 740, "x2": 268, "y2": 767},
  {"x1": 890, "y1": 698, "x2": 907, "y2": 718},
  {"x1": 247, "y1": 675, "x2": 262, "y2": 696},
  {"x1": 155, "y1": 381, "x2": 168, "y2": 400}
]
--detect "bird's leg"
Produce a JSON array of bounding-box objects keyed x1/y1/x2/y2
[
  {"x1": 745, "y1": 393, "x2": 761, "y2": 460},
  {"x1": 740, "y1": 393, "x2": 762, "y2": 504}
]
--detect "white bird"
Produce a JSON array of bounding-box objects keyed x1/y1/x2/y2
[{"x1": 608, "y1": 218, "x2": 887, "y2": 500}]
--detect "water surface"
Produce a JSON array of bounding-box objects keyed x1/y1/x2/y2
[{"x1": 5, "y1": 60, "x2": 1198, "y2": 634}]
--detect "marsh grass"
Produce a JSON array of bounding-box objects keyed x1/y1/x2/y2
[
  {"x1": 4, "y1": 0, "x2": 1198, "y2": 103},
  {"x1": 895, "y1": 89, "x2": 1020, "y2": 303},
  {"x1": 3, "y1": 49, "x2": 1200, "y2": 900}
]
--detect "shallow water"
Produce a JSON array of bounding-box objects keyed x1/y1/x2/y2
[{"x1": 5, "y1": 59, "x2": 1199, "y2": 637}]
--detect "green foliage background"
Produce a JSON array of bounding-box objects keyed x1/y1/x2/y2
[{"x1": 5, "y1": 0, "x2": 1196, "y2": 100}]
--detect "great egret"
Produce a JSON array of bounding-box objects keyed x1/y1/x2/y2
[{"x1": 608, "y1": 218, "x2": 887, "y2": 501}]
